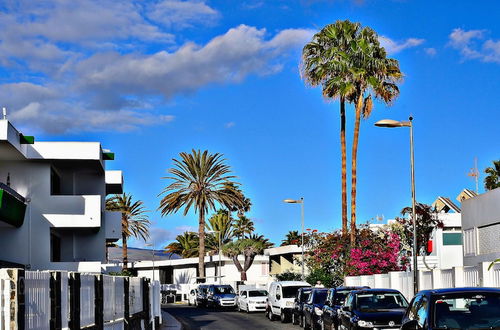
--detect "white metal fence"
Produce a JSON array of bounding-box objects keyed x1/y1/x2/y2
[
  {"x1": 345, "y1": 262, "x2": 499, "y2": 300},
  {"x1": 80, "y1": 274, "x2": 96, "y2": 328},
  {"x1": 129, "y1": 277, "x2": 143, "y2": 316},
  {"x1": 0, "y1": 277, "x2": 10, "y2": 330},
  {"x1": 25, "y1": 271, "x2": 51, "y2": 330},
  {"x1": 103, "y1": 275, "x2": 125, "y2": 330}
]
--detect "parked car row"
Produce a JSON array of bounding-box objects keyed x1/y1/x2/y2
[{"x1": 186, "y1": 281, "x2": 500, "y2": 329}]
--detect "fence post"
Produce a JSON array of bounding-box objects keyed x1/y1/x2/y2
[
  {"x1": 453, "y1": 266, "x2": 464, "y2": 287},
  {"x1": 95, "y1": 275, "x2": 104, "y2": 330},
  {"x1": 50, "y1": 272, "x2": 62, "y2": 330},
  {"x1": 124, "y1": 277, "x2": 130, "y2": 330},
  {"x1": 16, "y1": 269, "x2": 25, "y2": 330},
  {"x1": 142, "y1": 278, "x2": 151, "y2": 330},
  {"x1": 69, "y1": 273, "x2": 81, "y2": 330}
]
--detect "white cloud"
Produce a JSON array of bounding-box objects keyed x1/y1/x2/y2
[
  {"x1": 424, "y1": 48, "x2": 437, "y2": 56},
  {"x1": 379, "y1": 36, "x2": 425, "y2": 54},
  {"x1": 225, "y1": 122, "x2": 236, "y2": 128},
  {"x1": 448, "y1": 28, "x2": 500, "y2": 63},
  {"x1": 147, "y1": 0, "x2": 220, "y2": 29}
]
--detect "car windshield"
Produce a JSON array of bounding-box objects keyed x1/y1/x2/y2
[
  {"x1": 333, "y1": 290, "x2": 351, "y2": 305},
  {"x1": 283, "y1": 286, "x2": 307, "y2": 298},
  {"x1": 313, "y1": 290, "x2": 328, "y2": 304},
  {"x1": 248, "y1": 290, "x2": 268, "y2": 297},
  {"x1": 356, "y1": 292, "x2": 408, "y2": 311},
  {"x1": 215, "y1": 286, "x2": 234, "y2": 295},
  {"x1": 433, "y1": 292, "x2": 500, "y2": 329}
]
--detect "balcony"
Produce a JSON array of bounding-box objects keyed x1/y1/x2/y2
[
  {"x1": 43, "y1": 195, "x2": 101, "y2": 228},
  {"x1": 105, "y1": 211, "x2": 121, "y2": 241},
  {"x1": 105, "y1": 170, "x2": 123, "y2": 195},
  {"x1": 0, "y1": 183, "x2": 27, "y2": 228}
]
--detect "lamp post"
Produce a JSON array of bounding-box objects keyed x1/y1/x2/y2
[
  {"x1": 207, "y1": 230, "x2": 222, "y2": 284},
  {"x1": 145, "y1": 242, "x2": 156, "y2": 283},
  {"x1": 375, "y1": 116, "x2": 418, "y2": 295},
  {"x1": 283, "y1": 197, "x2": 305, "y2": 280}
]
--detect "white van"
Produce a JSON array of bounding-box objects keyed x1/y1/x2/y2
[{"x1": 266, "y1": 281, "x2": 311, "y2": 323}]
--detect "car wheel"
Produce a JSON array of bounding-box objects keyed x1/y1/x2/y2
[
  {"x1": 303, "y1": 316, "x2": 311, "y2": 330},
  {"x1": 292, "y1": 313, "x2": 298, "y2": 325},
  {"x1": 246, "y1": 305, "x2": 250, "y2": 313},
  {"x1": 280, "y1": 309, "x2": 289, "y2": 323},
  {"x1": 299, "y1": 315, "x2": 304, "y2": 327},
  {"x1": 267, "y1": 309, "x2": 275, "y2": 321}
]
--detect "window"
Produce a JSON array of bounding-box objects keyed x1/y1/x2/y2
[
  {"x1": 248, "y1": 290, "x2": 267, "y2": 297},
  {"x1": 416, "y1": 296, "x2": 428, "y2": 327},
  {"x1": 50, "y1": 167, "x2": 61, "y2": 195},
  {"x1": 443, "y1": 232, "x2": 462, "y2": 245},
  {"x1": 50, "y1": 232, "x2": 61, "y2": 262},
  {"x1": 407, "y1": 295, "x2": 423, "y2": 320}
]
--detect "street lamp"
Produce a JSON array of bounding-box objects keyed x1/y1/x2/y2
[
  {"x1": 145, "y1": 242, "x2": 156, "y2": 283},
  {"x1": 283, "y1": 197, "x2": 305, "y2": 280},
  {"x1": 207, "y1": 230, "x2": 223, "y2": 284},
  {"x1": 375, "y1": 116, "x2": 418, "y2": 295}
]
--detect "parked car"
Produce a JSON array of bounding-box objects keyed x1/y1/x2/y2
[
  {"x1": 401, "y1": 287, "x2": 500, "y2": 329},
  {"x1": 292, "y1": 287, "x2": 312, "y2": 326},
  {"x1": 207, "y1": 284, "x2": 237, "y2": 308},
  {"x1": 322, "y1": 286, "x2": 370, "y2": 330},
  {"x1": 339, "y1": 288, "x2": 409, "y2": 329},
  {"x1": 195, "y1": 284, "x2": 210, "y2": 307},
  {"x1": 303, "y1": 288, "x2": 329, "y2": 330},
  {"x1": 188, "y1": 288, "x2": 197, "y2": 306},
  {"x1": 237, "y1": 288, "x2": 268, "y2": 312},
  {"x1": 267, "y1": 281, "x2": 311, "y2": 323}
]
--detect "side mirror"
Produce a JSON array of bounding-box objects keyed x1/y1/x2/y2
[
  {"x1": 401, "y1": 320, "x2": 419, "y2": 330},
  {"x1": 324, "y1": 300, "x2": 330, "y2": 307},
  {"x1": 342, "y1": 306, "x2": 350, "y2": 312},
  {"x1": 276, "y1": 294, "x2": 281, "y2": 300}
]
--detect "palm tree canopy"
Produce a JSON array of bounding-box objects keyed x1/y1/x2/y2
[
  {"x1": 232, "y1": 215, "x2": 255, "y2": 238},
  {"x1": 281, "y1": 230, "x2": 301, "y2": 246},
  {"x1": 205, "y1": 210, "x2": 235, "y2": 252},
  {"x1": 484, "y1": 160, "x2": 500, "y2": 191},
  {"x1": 165, "y1": 231, "x2": 199, "y2": 258},
  {"x1": 106, "y1": 193, "x2": 150, "y2": 241},
  {"x1": 159, "y1": 149, "x2": 242, "y2": 216}
]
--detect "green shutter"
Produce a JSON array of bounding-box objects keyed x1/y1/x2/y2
[
  {"x1": 20, "y1": 134, "x2": 35, "y2": 144},
  {"x1": 0, "y1": 189, "x2": 27, "y2": 228},
  {"x1": 103, "y1": 152, "x2": 115, "y2": 160},
  {"x1": 443, "y1": 232, "x2": 462, "y2": 246}
]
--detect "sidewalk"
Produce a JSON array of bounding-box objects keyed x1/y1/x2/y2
[{"x1": 161, "y1": 310, "x2": 182, "y2": 330}]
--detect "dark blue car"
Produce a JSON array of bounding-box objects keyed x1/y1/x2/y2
[
  {"x1": 292, "y1": 287, "x2": 312, "y2": 326},
  {"x1": 322, "y1": 286, "x2": 370, "y2": 330},
  {"x1": 339, "y1": 288, "x2": 409, "y2": 329},
  {"x1": 303, "y1": 288, "x2": 329, "y2": 330},
  {"x1": 401, "y1": 287, "x2": 500, "y2": 329}
]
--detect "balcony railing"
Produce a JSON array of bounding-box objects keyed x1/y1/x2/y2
[{"x1": 43, "y1": 195, "x2": 101, "y2": 228}]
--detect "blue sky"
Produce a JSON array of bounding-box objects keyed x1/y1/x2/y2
[{"x1": 1, "y1": 0, "x2": 499, "y2": 248}]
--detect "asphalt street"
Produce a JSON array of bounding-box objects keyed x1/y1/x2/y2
[{"x1": 163, "y1": 304, "x2": 297, "y2": 330}]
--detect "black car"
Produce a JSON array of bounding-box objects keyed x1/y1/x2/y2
[
  {"x1": 322, "y1": 286, "x2": 370, "y2": 330},
  {"x1": 195, "y1": 284, "x2": 210, "y2": 307},
  {"x1": 401, "y1": 287, "x2": 500, "y2": 329},
  {"x1": 303, "y1": 288, "x2": 329, "y2": 330},
  {"x1": 339, "y1": 288, "x2": 409, "y2": 329},
  {"x1": 292, "y1": 287, "x2": 312, "y2": 326}
]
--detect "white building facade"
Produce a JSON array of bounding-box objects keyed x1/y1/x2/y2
[{"x1": 0, "y1": 119, "x2": 123, "y2": 272}]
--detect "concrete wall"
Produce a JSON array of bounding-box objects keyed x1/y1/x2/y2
[{"x1": 462, "y1": 188, "x2": 500, "y2": 266}]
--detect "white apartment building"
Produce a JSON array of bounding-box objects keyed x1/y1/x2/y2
[
  {"x1": 0, "y1": 119, "x2": 123, "y2": 272},
  {"x1": 462, "y1": 187, "x2": 500, "y2": 266}
]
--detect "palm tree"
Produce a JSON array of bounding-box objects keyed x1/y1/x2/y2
[
  {"x1": 247, "y1": 233, "x2": 274, "y2": 249},
  {"x1": 222, "y1": 238, "x2": 268, "y2": 281},
  {"x1": 346, "y1": 26, "x2": 403, "y2": 246},
  {"x1": 205, "y1": 209, "x2": 235, "y2": 253},
  {"x1": 281, "y1": 230, "x2": 301, "y2": 246},
  {"x1": 164, "y1": 232, "x2": 199, "y2": 258},
  {"x1": 222, "y1": 182, "x2": 252, "y2": 216},
  {"x1": 302, "y1": 20, "x2": 362, "y2": 236},
  {"x1": 232, "y1": 215, "x2": 255, "y2": 239},
  {"x1": 484, "y1": 160, "x2": 500, "y2": 190},
  {"x1": 158, "y1": 149, "x2": 243, "y2": 281},
  {"x1": 106, "y1": 193, "x2": 150, "y2": 269}
]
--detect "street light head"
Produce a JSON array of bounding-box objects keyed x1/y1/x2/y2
[
  {"x1": 375, "y1": 119, "x2": 411, "y2": 128},
  {"x1": 284, "y1": 198, "x2": 303, "y2": 204}
]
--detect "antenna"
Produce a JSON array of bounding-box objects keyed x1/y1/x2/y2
[
  {"x1": 2, "y1": 107, "x2": 6, "y2": 120},
  {"x1": 467, "y1": 157, "x2": 479, "y2": 194}
]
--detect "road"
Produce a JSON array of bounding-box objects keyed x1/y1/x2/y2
[{"x1": 163, "y1": 304, "x2": 297, "y2": 330}]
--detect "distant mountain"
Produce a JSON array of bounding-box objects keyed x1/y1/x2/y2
[{"x1": 107, "y1": 246, "x2": 180, "y2": 262}]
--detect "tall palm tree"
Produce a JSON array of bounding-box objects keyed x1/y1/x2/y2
[
  {"x1": 484, "y1": 160, "x2": 500, "y2": 190},
  {"x1": 346, "y1": 27, "x2": 403, "y2": 246},
  {"x1": 205, "y1": 209, "x2": 235, "y2": 253},
  {"x1": 232, "y1": 215, "x2": 255, "y2": 239},
  {"x1": 164, "y1": 232, "x2": 199, "y2": 258},
  {"x1": 302, "y1": 20, "x2": 362, "y2": 236},
  {"x1": 281, "y1": 230, "x2": 301, "y2": 246},
  {"x1": 247, "y1": 233, "x2": 274, "y2": 249},
  {"x1": 158, "y1": 149, "x2": 243, "y2": 281},
  {"x1": 106, "y1": 193, "x2": 150, "y2": 269},
  {"x1": 222, "y1": 182, "x2": 252, "y2": 216}
]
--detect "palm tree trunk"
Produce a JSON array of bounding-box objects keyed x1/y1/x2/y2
[
  {"x1": 122, "y1": 232, "x2": 128, "y2": 270},
  {"x1": 340, "y1": 97, "x2": 348, "y2": 236},
  {"x1": 198, "y1": 211, "x2": 206, "y2": 282},
  {"x1": 350, "y1": 94, "x2": 364, "y2": 247}
]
